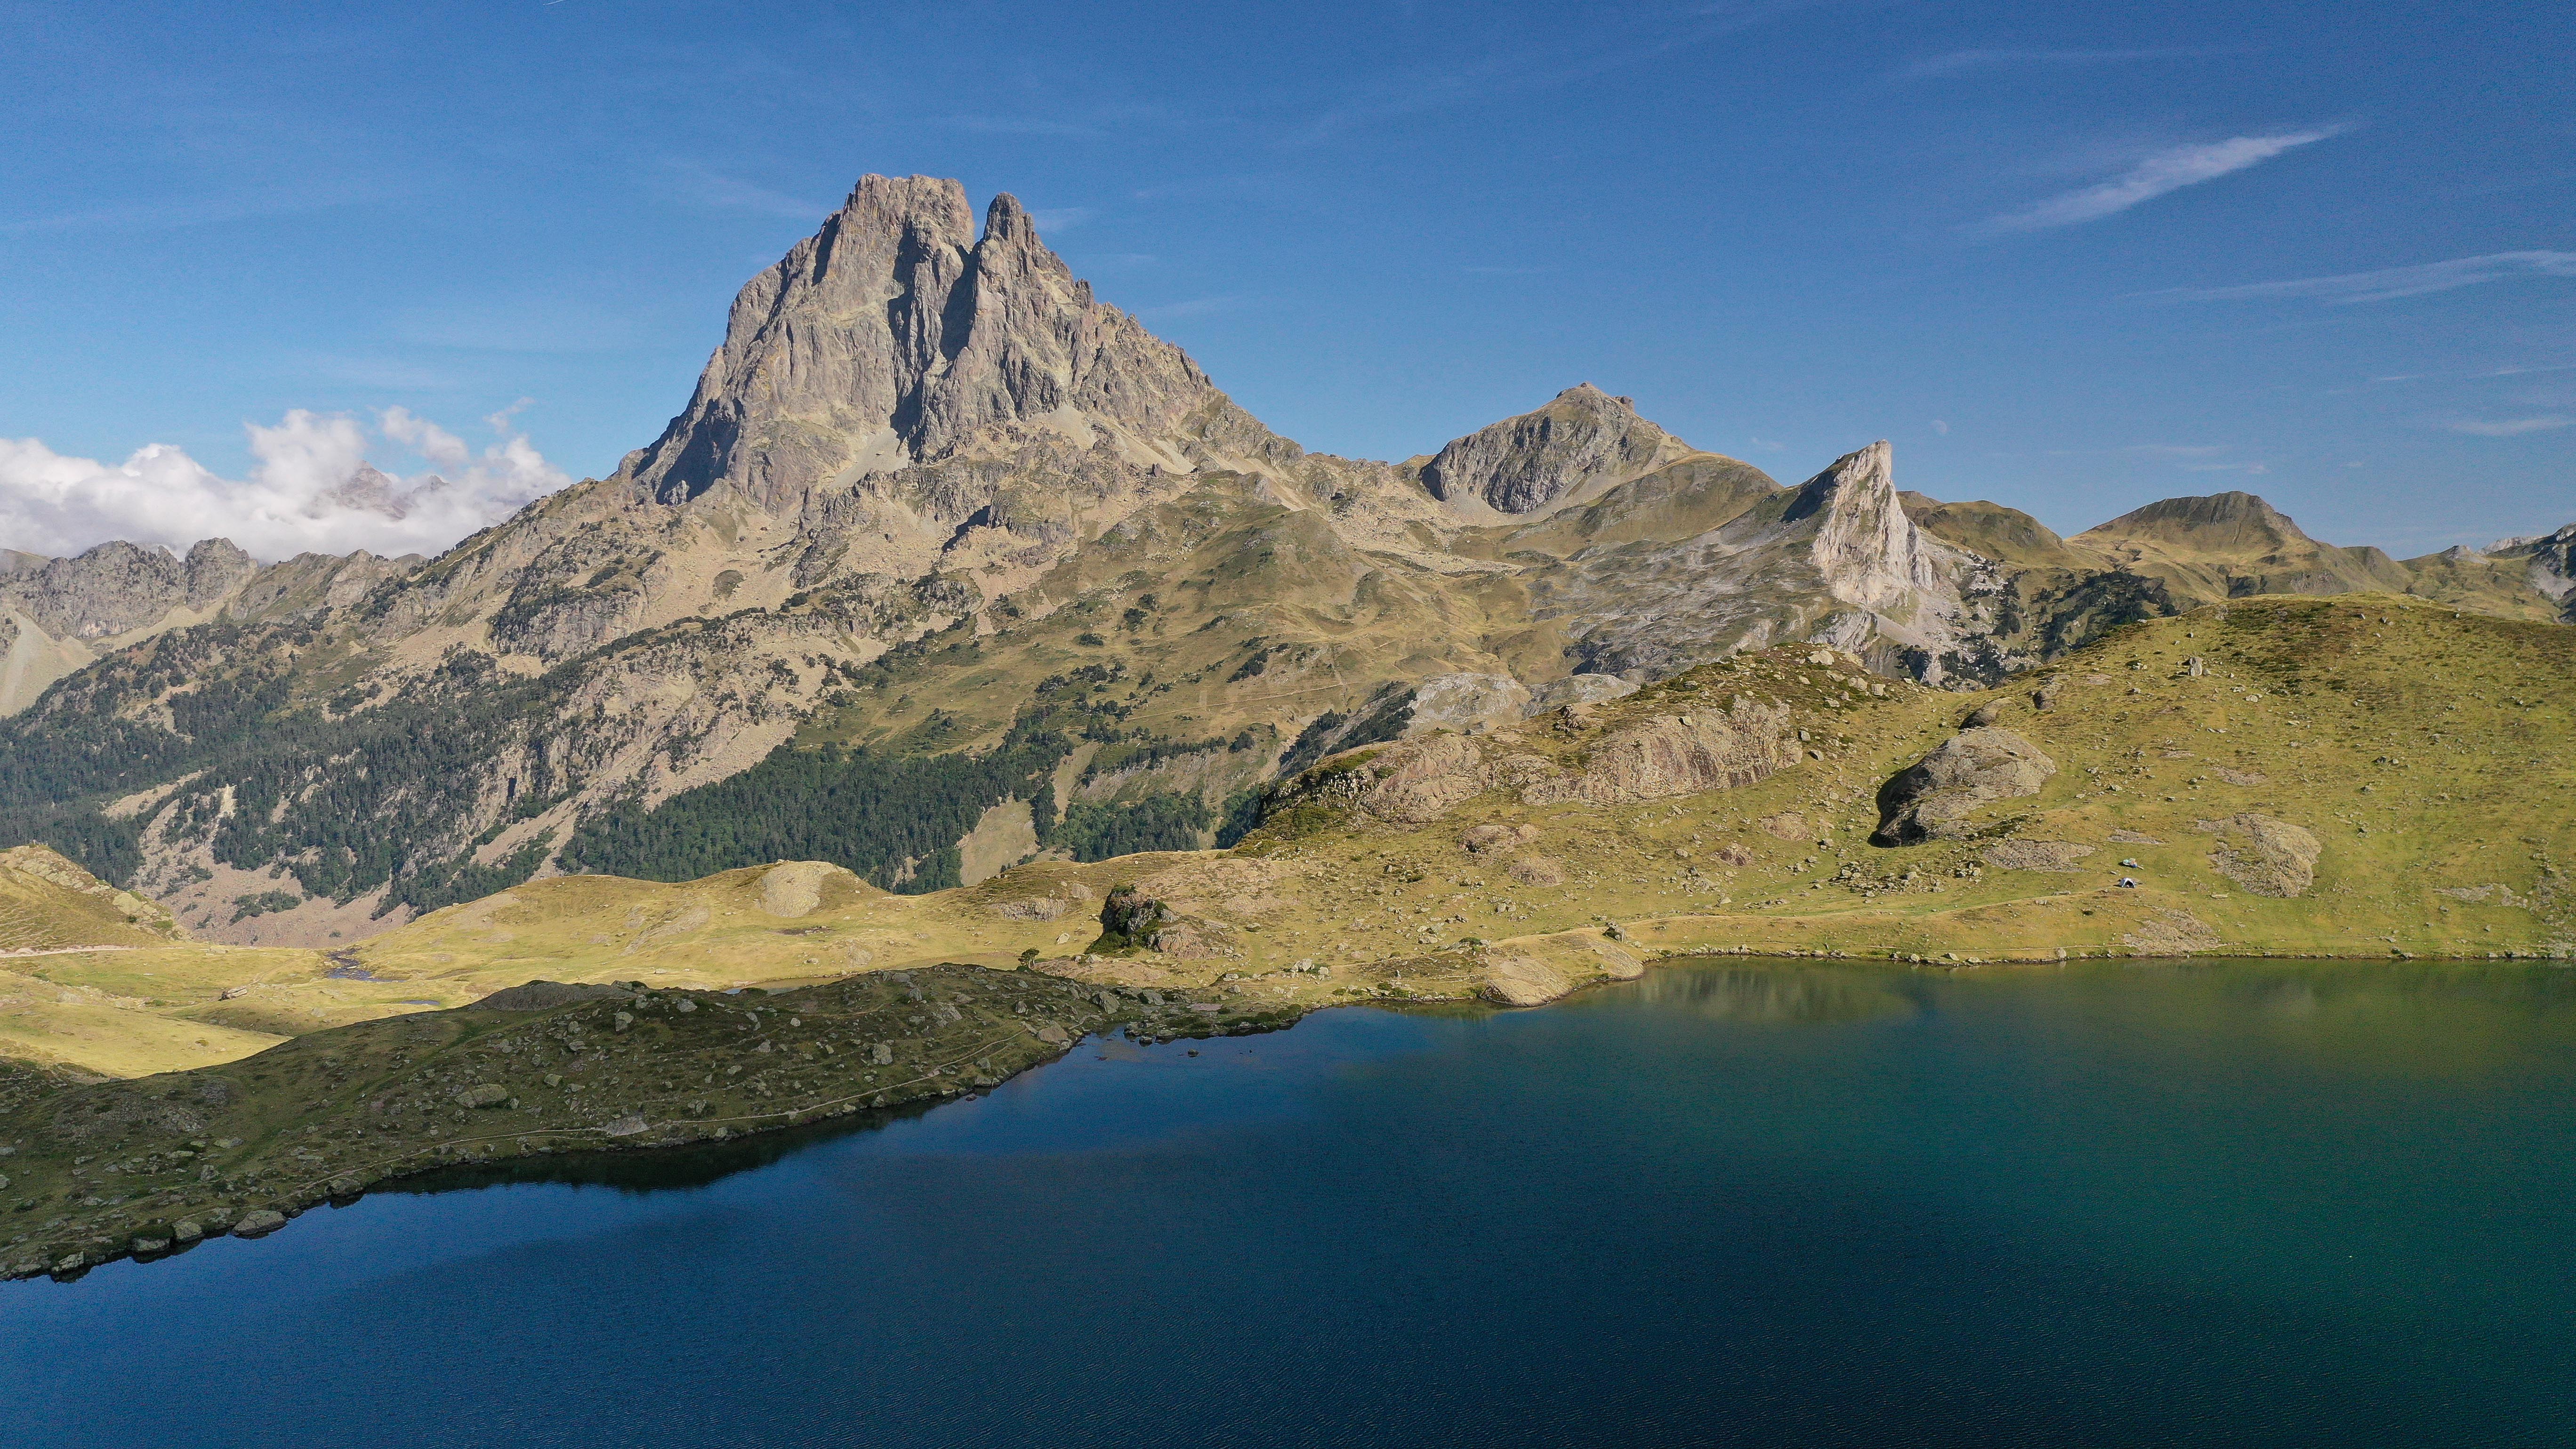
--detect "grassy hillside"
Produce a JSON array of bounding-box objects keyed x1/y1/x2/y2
[
  {"x1": 1, "y1": 592, "x2": 2569, "y2": 1279},
  {"x1": 0, "y1": 590, "x2": 2562, "y2": 1088}
]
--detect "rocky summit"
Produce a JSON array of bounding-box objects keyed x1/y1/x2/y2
[{"x1": 0, "y1": 174, "x2": 2568, "y2": 947}]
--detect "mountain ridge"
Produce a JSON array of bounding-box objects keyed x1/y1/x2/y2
[{"x1": 0, "y1": 172, "x2": 2566, "y2": 946}]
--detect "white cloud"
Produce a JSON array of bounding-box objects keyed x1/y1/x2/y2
[
  {"x1": 0, "y1": 408, "x2": 568, "y2": 562},
  {"x1": 2447, "y1": 415, "x2": 2574, "y2": 437},
  {"x1": 1977, "y1": 128, "x2": 2341, "y2": 234},
  {"x1": 1930, "y1": 419, "x2": 1950, "y2": 435},
  {"x1": 2143, "y1": 250, "x2": 2576, "y2": 304}
]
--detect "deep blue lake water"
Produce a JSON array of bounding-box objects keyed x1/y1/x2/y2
[{"x1": 6, "y1": 958, "x2": 2575, "y2": 1448}]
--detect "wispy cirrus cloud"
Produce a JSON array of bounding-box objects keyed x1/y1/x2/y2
[
  {"x1": 2447, "y1": 415, "x2": 2574, "y2": 437},
  {"x1": 1135, "y1": 294, "x2": 1252, "y2": 322},
  {"x1": 664, "y1": 161, "x2": 831, "y2": 221},
  {"x1": 1283, "y1": 1, "x2": 1817, "y2": 147},
  {"x1": 1974, "y1": 127, "x2": 2342, "y2": 235},
  {"x1": 1896, "y1": 46, "x2": 2230, "y2": 81},
  {"x1": 2142, "y1": 250, "x2": 2576, "y2": 304},
  {"x1": 938, "y1": 114, "x2": 1103, "y2": 138}
]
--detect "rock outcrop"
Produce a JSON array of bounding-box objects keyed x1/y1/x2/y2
[
  {"x1": 1530, "y1": 441, "x2": 1998, "y2": 684},
  {"x1": 2489, "y1": 522, "x2": 2576, "y2": 623},
  {"x1": 1275, "y1": 699, "x2": 1797, "y2": 828},
  {"x1": 1871, "y1": 727, "x2": 2057, "y2": 845},
  {"x1": 2196, "y1": 814, "x2": 2322, "y2": 897}
]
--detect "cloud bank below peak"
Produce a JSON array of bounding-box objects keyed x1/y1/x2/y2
[
  {"x1": 1975, "y1": 127, "x2": 2343, "y2": 235},
  {"x1": 0, "y1": 408, "x2": 568, "y2": 562}
]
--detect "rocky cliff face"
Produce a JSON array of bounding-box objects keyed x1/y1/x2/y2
[
  {"x1": 2491, "y1": 522, "x2": 2576, "y2": 622},
  {"x1": 0, "y1": 539, "x2": 253, "y2": 642},
  {"x1": 0, "y1": 540, "x2": 421, "y2": 717}
]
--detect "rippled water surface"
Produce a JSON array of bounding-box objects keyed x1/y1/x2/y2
[{"x1": 8, "y1": 959, "x2": 2576, "y2": 1448}]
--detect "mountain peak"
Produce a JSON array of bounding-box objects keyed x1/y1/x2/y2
[
  {"x1": 2075, "y1": 491, "x2": 2315, "y2": 557},
  {"x1": 1419, "y1": 383, "x2": 1693, "y2": 515},
  {"x1": 616, "y1": 174, "x2": 1281, "y2": 510}
]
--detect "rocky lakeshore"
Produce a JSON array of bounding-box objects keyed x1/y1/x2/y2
[{"x1": 0, "y1": 963, "x2": 1330, "y2": 1282}]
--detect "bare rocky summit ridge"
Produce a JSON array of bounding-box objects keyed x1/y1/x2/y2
[
  {"x1": 620, "y1": 177, "x2": 1291, "y2": 512},
  {"x1": 0, "y1": 539, "x2": 420, "y2": 716},
  {"x1": 1416, "y1": 383, "x2": 1695, "y2": 516},
  {"x1": 0, "y1": 172, "x2": 2568, "y2": 944}
]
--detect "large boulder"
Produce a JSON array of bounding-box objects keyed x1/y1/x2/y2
[{"x1": 1872, "y1": 727, "x2": 2057, "y2": 845}]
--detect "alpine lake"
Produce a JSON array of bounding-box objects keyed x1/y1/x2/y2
[{"x1": 5, "y1": 956, "x2": 2572, "y2": 1448}]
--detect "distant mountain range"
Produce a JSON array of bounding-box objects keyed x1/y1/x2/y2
[{"x1": 1, "y1": 174, "x2": 2568, "y2": 946}]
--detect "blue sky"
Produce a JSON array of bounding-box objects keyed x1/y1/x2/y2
[{"x1": 1, "y1": 0, "x2": 2569, "y2": 558}]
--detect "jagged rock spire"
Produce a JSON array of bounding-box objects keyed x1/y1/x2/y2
[{"x1": 1784, "y1": 441, "x2": 1944, "y2": 614}]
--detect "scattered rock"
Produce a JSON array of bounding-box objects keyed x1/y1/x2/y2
[
  {"x1": 1034, "y1": 1023, "x2": 1069, "y2": 1045},
  {"x1": 455, "y1": 1084, "x2": 509, "y2": 1109},
  {"x1": 1872, "y1": 727, "x2": 2057, "y2": 845},
  {"x1": 2214, "y1": 768, "x2": 2268, "y2": 787},
  {"x1": 1983, "y1": 840, "x2": 2097, "y2": 872},
  {"x1": 1712, "y1": 842, "x2": 1755, "y2": 867},
  {"x1": 1507, "y1": 855, "x2": 1566, "y2": 886},
  {"x1": 172, "y1": 1220, "x2": 202, "y2": 1244},
  {"x1": 603, "y1": 1115, "x2": 648, "y2": 1137},
  {"x1": 871, "y1": 1042, "x2": 894, "y2": 1065},
  {"x1": 1962, "y1": 700, "x2": 2008, "y2": 728},
  {"x1": 2108, "y1": 829, "x2": 2163, "y2": 845},
  {"x1": 2197, "y1": 813, "x2": 2322, "y2": 897}
]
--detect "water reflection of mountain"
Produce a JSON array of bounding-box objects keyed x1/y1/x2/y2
[{"x1": 1634, "y1": 961, "x2": 1919, "y2": 1027}]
